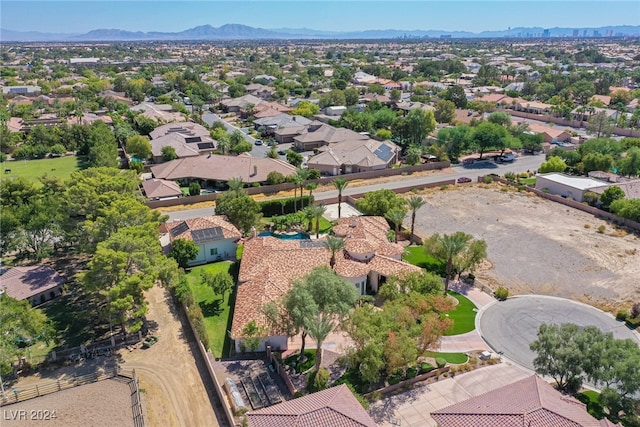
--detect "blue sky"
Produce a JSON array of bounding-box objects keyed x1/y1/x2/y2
[{"x1": 2, "y1": 1, "x2": 639, "y2": 33}]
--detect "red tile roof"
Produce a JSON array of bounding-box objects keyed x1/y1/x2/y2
[
  {"x1": 164, "y1": 215, "x2": 242, "y2": 242},
  {"x1": 432, "y1": 375, "x2": 621, "y2": 427},
  {"x1": 247, "y1": 384, "x2": 376, "y2": 427}
]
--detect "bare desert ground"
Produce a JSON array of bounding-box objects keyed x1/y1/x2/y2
[
  {"x1": 2, "y1": 379, "x2": 133, "y2": 427},
  {"x1": 410, "y1": 185, "x2": 640, "y2": 307}
]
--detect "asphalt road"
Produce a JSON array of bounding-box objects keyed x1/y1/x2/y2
[
  {"x1": 478, "y1": 295, "x2": 640, "y2": 371},
  {"x1": 164, "y1": 153, "x2": 544, "y2": 221}
]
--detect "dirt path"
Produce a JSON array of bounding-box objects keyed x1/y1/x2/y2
[{"x1": 118, "y1": 285, "x2": 223, "y2": 427}]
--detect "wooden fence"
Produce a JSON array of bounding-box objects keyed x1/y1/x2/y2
[{"x1": 1, "y1": 366, "x2": 144, "y2": 427}]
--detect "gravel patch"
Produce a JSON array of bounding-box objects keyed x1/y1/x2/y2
[{"x1": 410, "y1": 185, "x2": 640, "y2": 304}]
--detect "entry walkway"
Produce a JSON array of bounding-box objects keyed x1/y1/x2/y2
[{"x1": 438, "y1": 281, "x2": 495, "y2": 353}]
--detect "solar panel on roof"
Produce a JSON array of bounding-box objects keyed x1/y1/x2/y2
[
  {"x1": 374, "y1": 144, "x2": 394, "y2": 162},
  {"x1": 197, "y1": 142, "x2": 215, "y2": 150},
  {"x1": 170, "y1": 221, "x2": 190, "y2": 238},
  {"x1": 191, "y1": 227, "x2": 224, "y2": 243},
  {"x1": 185, "y1": 137, "x2": 202, "y2": 143}
]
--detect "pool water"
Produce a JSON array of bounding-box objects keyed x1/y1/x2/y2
[{"x1": 258, "y1": 231, "x2": 310, "y2": 240}]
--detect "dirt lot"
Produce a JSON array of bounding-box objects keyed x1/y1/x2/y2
[
  {"x1": 411, "y1": 185, "x2": 640, "y2": 307},
  {"x1": 8, "y1": 285, "x2": 225, "y2": 427},
  {"x1": 2, "y1": 379, "x2": 133, "y2": 427}
]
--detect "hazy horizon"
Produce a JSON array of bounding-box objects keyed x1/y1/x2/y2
[{"x1": 2, "y1": 1, "x2": 639, "y2": 34}]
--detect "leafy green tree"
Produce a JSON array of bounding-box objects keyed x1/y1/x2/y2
[
  {"x1": 587, "y1": 111, "x2": 613, "y2": 138},
  {"x1": 0, "y1": 296, "x2": 55, "y2": 375},
  {"x1": 395, "y1": 108, "x2": 436, "y2": 145},
  {"x1": 344, "y1": 88, "x2": 360, "y2": 106},
  {"x1": 355, "y1": 189, "x2": 407, "y2": 217},
  {"x1": 539, "y1": 156, "x2": 568, "y2": 173},
  {"x1": 407, "y1": 195, "x2": 426, "y2": 239},
  {"x1": 405, "y1": 145, "x2": 422, "y2": 165},
  {"x1": 161, "y1": 145, "x2": 178, "y2": 161},
  {"x1": 319, "y1": 90, "x2": 346, "y2": 108},
  {"x1": 170, "y1": 238, "x2": 199, "y2": 268},
  {"x1": 436, "y1": 126, "x2": 471, "y2": 160},
  {"x1": 389, "y1": 88, "x2": 401, "y2": 102},
  {"x1": 618, "y1": 146, "x2": 640, "y2": 177},
  {"x1": 434, "y1": 100, "x2": 456, "y2": 124},
  {"x1": 470, "y1": 122, "x2": 508, "y2": 159},
  {"x1": 487, "y1": 111, "x2": 512, "y2": 128},
  {"x1": 266, "y1": 145, "x2": 279, "y2": 159},
  {"x1": 600, "y1": 186, "x2": 625, "y2": 209},
  {"x1": 215, "y1": 188, "x2": 262, "y2": 234},
  {"x1": 332, "y1": 177, "x2": 349, "y2": 218},
  {"x1": 530, "y1": 323, "x2": 585, "y2": 393},
  {"x1": 266, "y1": 171, "x2": 286, "y2": 185},
  {"x1": 378, "y1": 271, "x2": 444, "y2": 302},
  {"x1": 125, "y1": 135, "x2": 152, "y2": 160},
  {"x1": 87, "y1": 121, "x2": 118, "y2": 168},
  {"x1": 189, "y1": 182, "x2": 201, "y2": 196},
  {"x1": 610, "y1": 199, "x2": 640, "y2": 222},
  {"x1": 201, "y1": 271, "x2": 234, "y2": 302},
  {"x1": 582, "y1": 152, "x2": 614, "y2": 174},
  {"x1": 443, "y1": 85, "x2": 467, "y2": 109},
  {"x1": 286, "y1": 150, "x2": 303, "y2": 167},
  {"x1": 291, "y1": 101, "x2": 320, "y2": 118}
]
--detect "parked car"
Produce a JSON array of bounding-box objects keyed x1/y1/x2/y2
[
  {"x1": 268, "y1": 140, "x2": 278, "y2": 147},
  {"x1": 457, "y1": 177, "x2": 472, "y2": 183},
  {"x1": 254, "y1": 139, "x2": 263, "y2": 146}
]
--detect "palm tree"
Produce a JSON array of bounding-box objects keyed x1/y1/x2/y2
[
  {"x1": 295, "y1": 168, "x2": 310, "y2": 209},
  {"x1": 385, "y1": 208, "x2": 406, "y2": 244},
  {"x1": 291, "y1": 175, "x2": 302, "y2": 212},
  {"x1": 436, "y1": 233, "x2": 471, "y2": 292},
  {"x1": 227, "y1": 177, "x2": 245, "y2": 195},
  {"x1": 306, "y1": 182, "x2": 317, "y2": 205},
  {"x1": 332, "y1": 178, "x2": 349, "y2": 219},
  {"x1": 303, "y1": 206, "x2": 315, "y2": 232},
  {"x1": 323, "y1": 236, "x2": 345, "y2": 270},
  {"x1": 407, "y1": 196, "x2": 426, "y2": 240},
  {"x1": 306, "y1": 314, "x2": 333, "y2": 372},
  {"x1": 313, "y1": 204, "x2": 327, "y2": 238}
]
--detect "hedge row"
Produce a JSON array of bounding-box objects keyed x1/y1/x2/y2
[
  {"x1": 174, "y1": 278, "x2": 210, "y2": 348},
  {"x1": 259, "y1": 196, "x2": 311, "y2": 217}
]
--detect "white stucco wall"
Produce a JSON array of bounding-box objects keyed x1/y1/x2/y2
[
  {"x1": 188, "y1": 238, "x2": 238, "y2": 266},
  {"x1": 342, "y1": 275, "x2": 368, "y2": 296},
  {"x1": 234, "y1": 335, "x2": 289, "y2": 354}
]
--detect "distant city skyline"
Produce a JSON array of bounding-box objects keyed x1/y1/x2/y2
[{"x1": 2, "y1": 1, "x2": 639, "y2": 34}]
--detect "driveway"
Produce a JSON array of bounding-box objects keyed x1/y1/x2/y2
[
  {"x1": 369, "y1": 363, "x2": 532, "y2": 427},
  {"x1": 478, "y1": 295, "x2": 640, "y2": 371}
]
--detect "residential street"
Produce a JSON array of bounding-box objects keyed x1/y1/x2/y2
[{"x1": 164, "y1": 153, "x2": 545, "y2": 221}]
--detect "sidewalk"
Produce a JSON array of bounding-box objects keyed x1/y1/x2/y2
[{"x1": 438, "y1": 281, "x2": 495, "y2": 353}]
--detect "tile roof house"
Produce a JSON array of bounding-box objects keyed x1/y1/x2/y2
[
  {"x1": 221, "y1": 94, "x2": 264, "y2": 113},
  {"x1": 130, "y1": 102, "x2": 187, "y2": 124},
  {"x1": 148, "y1": 122, "x2": 217, "y2": 163},
  {"x1": 307, "y1": 138, "x2": 400, "y2": 176},
  {"x1": 161, "y1": 215, "x2": 242, "y2": 266},
  {"x1": 1, "y1": 265, "x2": 65, "y2": 306},
  {"x1": 141, "y1": 178, "x2": 182, "y2": 201},
  {"x1": 253, "y1": 114, "x2": 312, "y2": 136},
  {"x1": 432, "y1": 375, "x2": 621, "y2": 427},
  {"x1": 150, "y1": 153, "x2": 296, "y2": 186},
  {"x1": 288, "y1": 121, "x2": 369, "y2": 151},
  {"x1": 231, "y1": 216, "x2": 420, "y2": 352},
  {"x1": 247, "y1": 384, "x2": 376, "y2": 427}
]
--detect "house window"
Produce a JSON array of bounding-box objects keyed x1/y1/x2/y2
[{"x1": 210, "y1": 248, "x2": 218, "y2": 256}]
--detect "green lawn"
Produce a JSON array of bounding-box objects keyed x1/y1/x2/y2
[
  {"x1": 444, "y1": 291, "x2": 478, "y2": 336},
  {"x1": 403, "y1": 246, "x2": 445, "y2": 276},
  {"x1": 186, "y1": 261, "x2": 236, "y2": 358},
  {"x1": 519, "y1": 177, "x2": 536, "y2": 186},
  {"x1": 1, "y1": 156, "x2": 88, "y2": 185},
  {"x1": 425, "y1": 351, "x2": 469, "y2": 364},
  {"x1": 577, "y1": 390, "x2": 607, "y2": 420}
]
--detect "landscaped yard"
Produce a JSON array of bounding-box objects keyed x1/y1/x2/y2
[
  {"x1": 260, "y1": 214, "x2": 333, "y2": 234},
  {"x1": 519, "y1": 177, "x2": 536, "y2": 186},
  {"x1": 444, "y1": 291, "x2": 478, "y2": 336},
  {"x1": 424, "y1": 351, "x2": 469, "y2": 364},
  {"x1": 185, "y1": 261, "x2": 236, "y2": 358},
  {"x1": 1, "y1": 155, "x2": 88, "y2": 184},
  {"x1": 403, "y1": 245, "x2": 445, "y2": 275}
]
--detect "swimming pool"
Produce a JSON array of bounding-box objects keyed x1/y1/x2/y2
[{"x1": 258, "y1": 231, "x2": 310, "y2": 240}]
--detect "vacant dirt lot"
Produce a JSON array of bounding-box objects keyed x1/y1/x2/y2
[
  {"x1": 411, "y1": 185, "x2": 640, "y2": 306},
  {"x1": 2, "y1": 379, "x2": 133, "y2": 427}
]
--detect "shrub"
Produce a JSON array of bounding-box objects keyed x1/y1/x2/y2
[
  {"x1": 307, "y1": 368, "x2": 329, "y2": 392},
  {"x1": 188, "y1": 182, "x2": 201, "y2": 196},
  {"x1": 584, "y1": 224, "x2": 591, "y2": 229},
  {"x1": 597, "y1": 225, "x2": 606, "y2": 234},
  {"x1": 504, "y1": 171, "x2": 516, "y2": 182},
  {"x1": 259, "y1": 196, "x2": 310, "y2": 216},
  {"x1": 388, "y1": 374, "x2": 402, "y2": 385},
  {"x1": 616, "y1": 310, "x2": 630, "y2": 321},
  {"x1": 419, "y1": 362, "x2": 435, "y2": 373},
  {"x1": 435, "y1": 358, "x2": 447, "y2": 368},
  {"x1": 405, "y1": 366, "x2": 418, "y2": 379},
  {"x1": 631, "y1": 303, "x2": 640, "y2": 319},
  {"x1": 494, "y1": 287, "x2": 509, "y2": 301},
  {"x1": 440, "y1": 185, "x2": 449, "y2": 190},
  {"x1": 483, "y1": 175, "x2": 494, "y2": 184}
]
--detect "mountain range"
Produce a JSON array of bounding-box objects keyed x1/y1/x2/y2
[{"x1": 2, "y1": 24, "x2": 640, "y2": 42}]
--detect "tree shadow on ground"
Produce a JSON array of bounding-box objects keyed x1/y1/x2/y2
[{"x1": 199, "y1": 298, "x2": 223, "y2": 317}]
